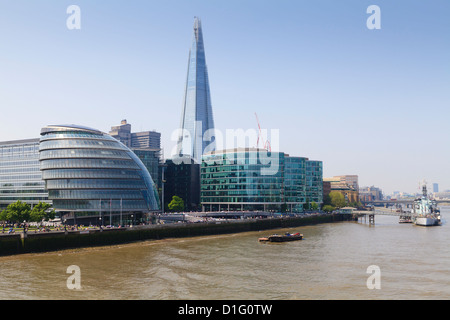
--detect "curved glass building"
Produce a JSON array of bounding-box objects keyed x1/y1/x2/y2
[{"x1": 39, "y1": 125, "x2": 160, "y2": 225}]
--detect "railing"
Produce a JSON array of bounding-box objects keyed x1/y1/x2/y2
[{"x1": 352, "y1": 209, "x2": 416, "y2": 217}]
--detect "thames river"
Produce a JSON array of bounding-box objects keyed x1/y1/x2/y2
[{"x1": 1, "y1": 207, "x2": 449, "y2": 300}]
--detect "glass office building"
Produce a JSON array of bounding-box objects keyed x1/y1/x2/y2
[
  {"x1": 164, "y1": 156, "x2": 201, "y2": 212},
  {"x1": 201, "y1": 149, "x2": 285, "y2": 212},
  {"x1": 305, "y1": 160, "x2": 323, "y2": 205},
  {"x1": 0, "y1": 139, "x2": 50, "y2": 209},
  {"x1": 201, "y1": 149, "x2": 323, "y2": 213},
  {"x1": 177, "y1": 17, "x2": 216, "y2": 163},
  {"x1": 284, "y1": 156, "x2": 307, "y2": 212},
  {"x1": 39, "y1": 125, "x2": 160, "y2": 225}
]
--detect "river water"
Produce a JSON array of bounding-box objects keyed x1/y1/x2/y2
[{"x1": 1, "y1": 207, "x2": 449, "y2": 300}]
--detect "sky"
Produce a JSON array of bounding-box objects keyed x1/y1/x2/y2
[{"x1": 0, "y1": 0, "x2": 449, "y2": 195}]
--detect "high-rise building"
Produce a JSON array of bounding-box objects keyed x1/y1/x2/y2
[
  {"x1": 109, "y1": 120, "x2": 162, "y2": 189},
  {"x1": 200, "y1": 148, "x2": 323, "y2": 213},
  {"x1": 177, "y1": 17, "x2": 215, "y2": 163},
  {"x1": 433, "y1": 183, "x2": 439, "y2": 193},
  {"x1": 305, "y1": 160, "x2": 324, "y2": 205},
  {"x1": 0, "y1": 139, "x2": 50, "y2": 209},
  {"x1": 1, "y1": 125, "x2": 161, "y2": 224},
  {"x1": 109, "y1": 120, "x2": 132, "y2": 147},
  {"x1": 164, "y1": 156, "x2": 200, "y2": 212},
  {"x1": 359, "y1": 186, "x2": 383, "y2": 202},
  {"x1": 109, "y1": 120, "x2": 161, "y2": 150}
]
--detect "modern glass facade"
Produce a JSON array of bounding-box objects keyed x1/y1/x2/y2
[
  {"x1": 201, "y1": 149, "x2": 323, "y2": 213},
  {"x1": 164, "y1": 156, "x2": 200, "y2": 212},
  {"x1": 108, "y1": 121, "x2": 162, "y2": 190},
  {"x1": 177, "y1": 17, "x2": 215, "y2": 163},
  {"x1": 133, "y1": 149, "x2": 161, "y2": 190},
  {"x1": 39, "y1": 125, "x2": 160, "y2": 225},
  {"x1": 0, "y1": 139, "x2": 50, "y2": 209},
  {"x1": 305, "y1": 160, "x2": 323, "y2": 205},
  {"x1": 201, "y1": 149, "x2": 285, "y2": 211},
  {"x1": 284, "y1": 156, "x2": 307, "y2": 212}
]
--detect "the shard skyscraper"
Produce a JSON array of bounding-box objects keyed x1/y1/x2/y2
[{"x1": 177, "y1": 17, "x2": 215, "y2": 163}]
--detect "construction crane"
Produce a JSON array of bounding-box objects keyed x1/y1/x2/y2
[{"x1": 255, "y1": 113, "x2": 271, "y2": 152}]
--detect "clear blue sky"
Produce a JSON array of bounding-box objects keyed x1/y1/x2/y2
[{"x1": 0, "y1": 0, "x2": 449, "y2": 194}]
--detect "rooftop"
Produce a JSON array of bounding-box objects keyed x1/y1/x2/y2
[{"x1": 40, "y1": 124, "x2": 103, "y2": 135}]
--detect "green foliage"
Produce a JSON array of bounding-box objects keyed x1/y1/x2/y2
[
  {"x1": 0, "y1": 210, "x2": 7, "y2": 222},
  {"x1": 310, "y1": 201, "x2": 319, "y2": 210},
  {"x1": 322, "y1": 205, "x2": 335, "y2": 213},
  {"x1": 4, "y1": 201, "x2": 31, "y2": 223},
  {"x1": 323, "y1": 194, "x2": 332, "y2": 206},
  {"x1": 30, "y1": 202, "x2": 55, "y2": 223},
  {"x1": 0, "y1": 201, "x2": 55, "y2": 223},
  {"x1": 168, "y1": 196, "x2": 185, "y2": 212},
  {"x1": 329, "y1": 191, "x2": 346, "y2": 208},
  {"x1": 348, "y1": 201, "x2": 363, "y2": 209}
]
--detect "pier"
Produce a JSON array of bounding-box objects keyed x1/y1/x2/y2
[{"x1": 337, "y1": 207, "x2": 416, "y2": 224}]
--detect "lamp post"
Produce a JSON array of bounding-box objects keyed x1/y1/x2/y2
[
  {"x1": 161, "y1": 163, "x2": 167, "y2": 214},
  {"x1": 120, "y1": 198, "x2": 123, "y2": 227}
]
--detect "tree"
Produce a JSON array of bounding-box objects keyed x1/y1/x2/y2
[
  {"x1": 322, "y1": 205, "x2": 335, "y2": 213},
  {"x1": 30, "y1": 202, "x2": 55, "y2": 224},
  {"x1": 168, "y1": 196, "x2": 185, "y2": 212},
  {"x1": 329, "y1": 191, "x2": 346, "y2": 208},
  {"x1": 4, "y1": 201, "x2": 31, "y2": 223},
  {"x1": 0, "y1": 210, "x2": 7, "y2": 222},
  {"x1": 348, "y1": 201, "x2": 363, "y2": 209},
  {"x1": 310, "y1": 201, "x2": 319, "y2": 211},
  {"x1": 323, "y1": 194, "x2": 332, "y2": 206}
]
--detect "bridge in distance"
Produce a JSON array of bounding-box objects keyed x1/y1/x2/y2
[{"x1": 362, "y1": 199, "x2": 450, "y2": 206}]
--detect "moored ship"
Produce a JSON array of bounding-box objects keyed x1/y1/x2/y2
[{"x1": 412, "y1": 185, "x2": 441, "y2": 226}]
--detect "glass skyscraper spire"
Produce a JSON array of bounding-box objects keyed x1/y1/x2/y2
[{"x1": 177, "y1": 17, "x2": 215, "y2": 163}]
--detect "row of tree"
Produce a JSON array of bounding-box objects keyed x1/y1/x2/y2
[
  {"x1": 166, "y1": 192, "x2": 362, "y2": 214},
  {"x1": 0, "y1": 201, "x2": 55, "y2": 224},
  {"x1": 322, "y1": 191, "x2": 363, "y2": 213}
]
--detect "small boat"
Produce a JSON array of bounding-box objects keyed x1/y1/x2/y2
[
  {"x1": 399, "y1": 216, "x2": 412, "y2": 223},
  {"x1": 259, "y1": 232, "x2": 303, "y2": 242}
]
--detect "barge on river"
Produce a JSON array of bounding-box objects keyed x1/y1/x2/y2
[{"x1": 259, "y1": 232, "x2": 303, "y2": 242}]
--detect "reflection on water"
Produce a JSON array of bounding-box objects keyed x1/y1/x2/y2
[{"x1": 1, "y1": 207, "x2": 450, "y2": 300}]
